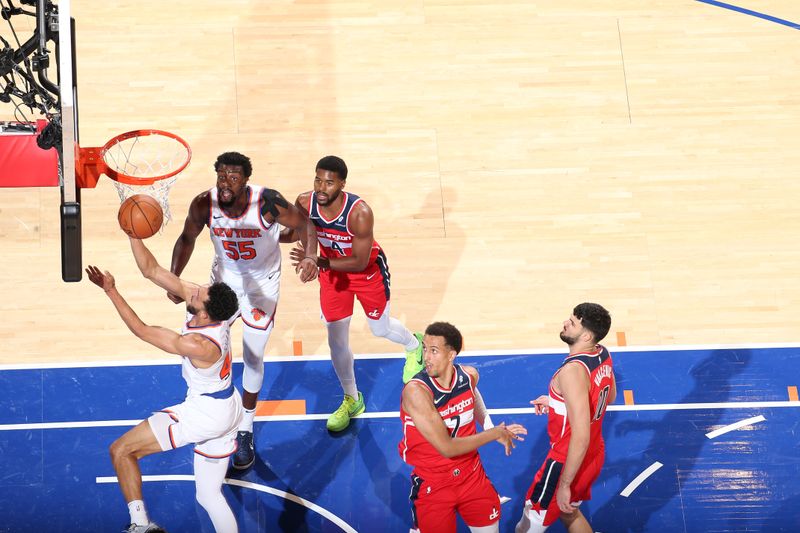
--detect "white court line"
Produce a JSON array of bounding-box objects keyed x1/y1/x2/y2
[
  {"x1": 96, "y1": 475, "x2": 357, "y2": 533},
  {"x1": 705, "y1": 415, "x2": 766, "y2": 439},
  {"x1": 620, "y1": 462, "x2": 663, "y2": 497},
  {"x1": 2, "y1": 341, "x2": 798, "y2": 370},
  {"x1": 2, "y1": 401, "x2": 797, "y2": 431}
]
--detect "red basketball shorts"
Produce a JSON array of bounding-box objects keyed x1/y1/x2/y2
[
  {"x1": 409, "y1": 460, "x2": 501, "y2": 533},
  {"x1": 318, "y1": 257, "x2": 390, "y2": 323},
  {"x1": 523, "y1": 449, "x2": 604, "y2": 527}
]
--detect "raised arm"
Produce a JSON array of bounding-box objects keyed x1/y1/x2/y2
[
  {"x1": 85, "y1": 266, "x2": 220, "y2": 366},
  {"x1": 554, "y1": 363, "x2": 592, "y2": 513},
  {"x1": 129, "y1": 237, "x2": 197, "y2": 304},
  {"x1": 402, "y1": 381, "x2": 524, "y2": 458}
]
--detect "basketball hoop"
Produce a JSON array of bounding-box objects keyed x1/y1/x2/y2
[{"x1": 77, "y1": 129, "x2": 191, "y2": 225}]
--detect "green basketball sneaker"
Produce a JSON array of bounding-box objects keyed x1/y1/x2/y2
[
  {"x1": 402, "y1": 332, "x2": 425, "y2": 384},
  {"x1": 326, "y1": 392, "x2": 366, "y2": 432}
]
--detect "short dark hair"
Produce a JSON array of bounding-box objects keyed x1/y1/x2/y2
[
  {"x1": 205, "y1": 282, "x2": 239, "y2": 322},
  {"x1": 424, "y1": 321, "x2": 463, "y2": 354},
  {"x1": 316, "y1": 155, "x2": 348, "y2": 180},
  {"x1": 214, "y1": 152, "x2": 252, "y2": 178},
  {"x1": 574, "y1": 302, "x2": 611, "y2": 342}
]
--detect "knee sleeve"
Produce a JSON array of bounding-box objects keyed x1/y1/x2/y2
[
  {"x1": 241, "y1": 322, "x2": 273, "y2": 394},
  {"x1": 367, "y1": 311, "x2": 391, "y2": 337}
]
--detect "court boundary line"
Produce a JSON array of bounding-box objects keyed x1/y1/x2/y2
[
  {"x1": 96, "y1": 475, "x2": 357, "y2": 533},
  {"x1": 1, "y1": 341, "x2": 798, "y2": 371},
  {"x1": 3, "y1": 401, "x2": 798, "y2": 431},
  {"x1": 696, "y1": 0, "x2": 800, "y2": 30}
]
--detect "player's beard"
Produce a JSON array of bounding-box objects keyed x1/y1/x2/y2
[
  {"x1": 560, "y1": 331, "x2": 578, "y2": 346},
  {"x1": 187, "y1": 304, "x2": 199, "y2": 316},
  {"x1": 218, "y1": 188, "x2": 235, "y2": 207},
  {"x1": 316, "y1": 189, "x2": 341, "y2": 206}
]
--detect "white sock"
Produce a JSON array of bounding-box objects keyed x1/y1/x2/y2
[
  {"x1": 127, "y1": 499, "x2": 149, "y2": 526},
  {"x1": 239, "y1": 407, "x2": 256, "y2": 433}
]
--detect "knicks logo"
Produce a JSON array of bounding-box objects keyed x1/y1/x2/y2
[{"x1": 251, "y1": 308, "x2": 267, "y2": 321}]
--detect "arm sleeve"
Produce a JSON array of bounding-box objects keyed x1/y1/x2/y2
[{"x1": 473, "y1": 387, "x2": 494, "y2": 429}]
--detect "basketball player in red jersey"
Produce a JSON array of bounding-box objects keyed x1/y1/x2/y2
[
  {"x1": 290, "y1": 155, "x2": 424, "y2": 432},
  {"x1": 515, "y1": 303, "x2": 615, "y2": 533},
  {"x1": 169, "y1": 152, "x2": 317, "y2": 470},
  {"x1": 400, "y1": 322, "x2": 527, "y2": 533}
]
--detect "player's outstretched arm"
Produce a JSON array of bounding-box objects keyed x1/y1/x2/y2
[
  {"x1": 130, "y1": 237, "x2": 195, "y2": 302},
  {"x1": 86, "y1": 265, "x2": 220, "y2": 364},
  {"x1": 402, "y1": 381, "x2": 525, "y2": 458}
]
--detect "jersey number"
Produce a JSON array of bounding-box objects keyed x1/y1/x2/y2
[
  {"x1": 330, "y1": 240, "x2": 346, "y2": 256},
  {"x1": 219, "y1": 352, "x2": 232, "y2": 380},
  {"x1": 445, "y1": 415, "x2": 461, "y2": 437},
  {"x1": 593, "y1": 385, "x2": 611, "y2": 421},
  {"x1": 222, "y1": 240, "x2": 256, "y2": 260}
]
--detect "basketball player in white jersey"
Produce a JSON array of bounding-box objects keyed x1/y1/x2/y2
[
  {"x1": 169, "y1": 152, "x2": 317, "y2": 469},
  {"x1": 86, "y1": 236, "x2": 241, "y2": 533}
]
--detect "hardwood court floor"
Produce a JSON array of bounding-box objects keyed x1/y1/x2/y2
[{"x1": 1, "y1": 1, "x2": 800, "y2": 364}]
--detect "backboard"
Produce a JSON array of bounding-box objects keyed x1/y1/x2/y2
[
  {"x1": 0, "y1": 0, "x2": 81, "y2": 281},
  {"x1": 57, "y1": 0, "x2": 81, "y2": 282}
]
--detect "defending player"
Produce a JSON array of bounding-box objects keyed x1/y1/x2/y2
[
  {"x1": 515, "y1": 303, "x2": 615, "y2": 533},
  {"x1": 169, "y1": 151, "x2": 317, "y2": 469},
  {"x1": 87, "y1": 236, "x2": 241, "y2": 533},
  {"x1": 399, "y1": 321, "x2": 527, "y2": 533},
  {"x1": 290, "y1": 155, "x2": 424, "y2": 432}
]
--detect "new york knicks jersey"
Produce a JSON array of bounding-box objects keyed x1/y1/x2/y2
[
  {"x1": 209, "y1": 185, "x2": 281, "y2": 284},
  {"x1": 180, "y1": 314, "x2": 233, "y2": 398},
  {"x1": 399, "y1": 364, "x2": 478, "y2": 477}
]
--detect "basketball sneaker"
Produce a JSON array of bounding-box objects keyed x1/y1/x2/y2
[
  {"x1": 326, "y1": 392, "x2": 365, "y2": 432},
  {"x1": 402, "y1": 333, "x2": 425, "y2": 384},
  {"x1": 123, "y1": 523, "x2": 166, "y2": 533},
  {"x1": 232, "y1": 431, "x2": 255, "y2": 470}
]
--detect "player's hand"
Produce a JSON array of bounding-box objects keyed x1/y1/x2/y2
[
  {"x1": 530, "y1": 395, "x2": 550, "y2": 415},
  {"x1": 85, "y1": 265, "x2": 115, "y2": 293},
  {"x1": 167, "y1": 292, "x2": 185, "y2": 304},
  {"x1": 556, "y1": 481, "x2": 577, "y2": 514},
  {"x1": 494, "y1": 422, "x2": 527, "y2": 456},
  {"x1": 289, "y1": 244, "x2": 306, "y2": 267},
  {"x1": 296, "y1": 257, "x2": 318, "y2": 283},
  {"x1": 289, "y1": 243, "x2": 319, "y2": 282}
]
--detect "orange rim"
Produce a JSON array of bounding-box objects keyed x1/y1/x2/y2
[{"x1": 100, "y1": 129, "x2": 191, "y2": 186}]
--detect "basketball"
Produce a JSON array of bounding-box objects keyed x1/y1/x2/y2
[{"x1": 118, "y1": 194, "x2": 164, "y2": 239}]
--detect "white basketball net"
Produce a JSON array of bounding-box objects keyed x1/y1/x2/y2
[{"x1": 104, "y1": 131, "x2": 190, "y2": 225}]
